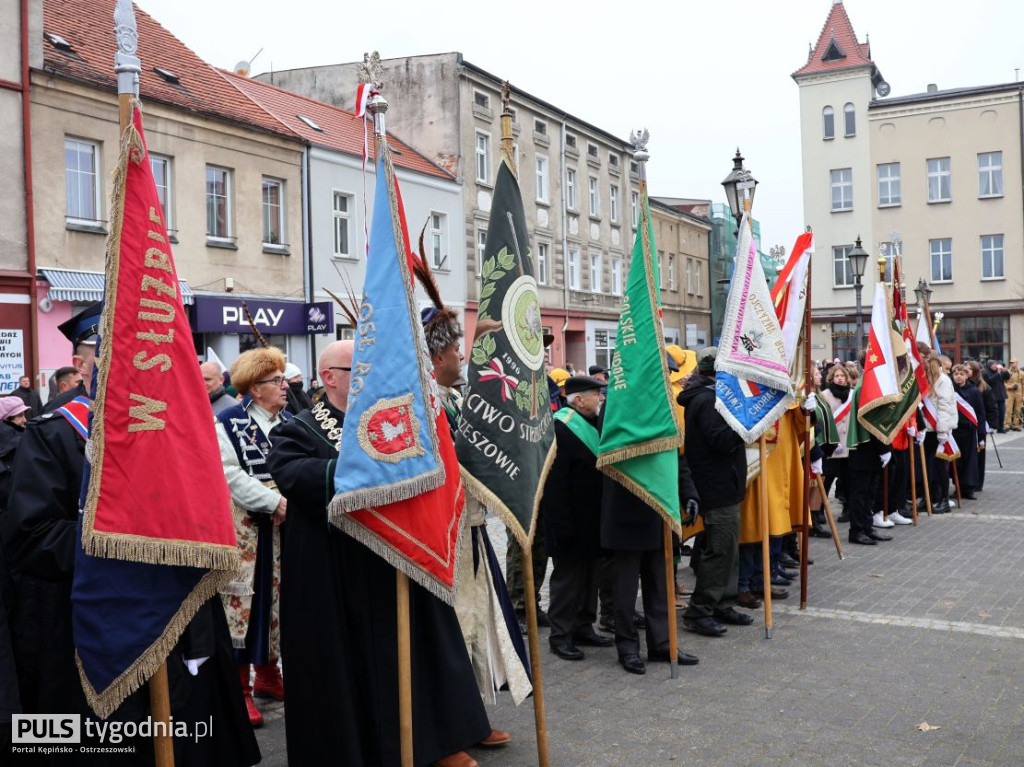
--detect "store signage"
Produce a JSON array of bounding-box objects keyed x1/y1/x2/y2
[{"x1": 192, "y1": 297, "x2": 335, "y2": 335}]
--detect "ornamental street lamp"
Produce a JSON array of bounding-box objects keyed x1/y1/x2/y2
[
  {"x1": 913, "y1": 277, "x2": 932, "y2": 307},
  {"x1": 849, "y1": 236, "x2": 870, "y2": 355},
  {"x1": 721, "y1": 148, "x2": 758, "y2": 228}
]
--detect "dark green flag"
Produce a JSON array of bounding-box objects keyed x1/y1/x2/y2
[{"x1": 455, "y1": 153, "x2": 556, "y2": 546}]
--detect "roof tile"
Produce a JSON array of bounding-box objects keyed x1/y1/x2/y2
[{"x1": 793, "y1": 2, "x2": 873, "y2": 78}]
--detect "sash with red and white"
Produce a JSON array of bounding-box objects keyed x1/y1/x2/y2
[
  {"x1": 955, "y1": 392, "x2": 979, "y2": 427},
  {"x1": 832, "y1": 394, "x2": 852, "y2": 424},
  {"x1": 937, "y1": 432, "x2": 961, "y2": 462},
  {"x1": 919, "y1": 397, "x2": 960, "y2": 460}
]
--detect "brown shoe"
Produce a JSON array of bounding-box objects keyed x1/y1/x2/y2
[
  {"x1": 433, "y1": 752, "x2": 478, "y2": 767},
  {"x1": 478, "y1": 728, "x2": 511, "y2": 747},
  {"x1": 735, "y1": 591, "x2": 762, "y2": 609},
  {"x1": 752, "y1": 586, "x2": 789, "y2": 600}
]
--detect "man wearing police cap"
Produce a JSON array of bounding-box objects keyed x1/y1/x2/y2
[{"x1": 543, "y1": 376, "x2": 614, "y2": 661}]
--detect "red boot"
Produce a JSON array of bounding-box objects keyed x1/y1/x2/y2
[
  {"x1": 238, "y1": 665, "x2": 263, "y2": 728},
  {"x1": 253, "y1": 660, "x2": 284, "y2": 701}
]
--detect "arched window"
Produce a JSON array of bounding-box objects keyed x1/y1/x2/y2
[
  {"x1": 822, "y1": 106, "x2": 835, "y2": 140},
  {"x1": 844, "y1": 103, "x2": 856, "y2": 137}
]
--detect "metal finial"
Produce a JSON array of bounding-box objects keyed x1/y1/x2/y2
[
  {"x1": 113, "y1": 0, "x2": 140, "y2": 97},
  {"x1": 357, "y1": 51, "x2": 384, "y2": 90},
  {"x1": 630, "y1": 128, "x2": 650, "y2": 181},
  {"x1": 501, "y1": 81, "x2": 511, "y2": 112}
]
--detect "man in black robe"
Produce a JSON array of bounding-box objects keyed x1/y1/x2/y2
[
  {"x1": 0, "y1": 302, "x2": 260, "y2": 766},
  {"x1": 267, "y1": 340, "x2": 490, "y2": 767}
]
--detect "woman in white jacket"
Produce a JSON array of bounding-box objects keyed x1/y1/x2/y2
[
  {"x1": 924, "y1": 352, "x2": 957, "y2": 513},
  {"x1": 820, "y1": 365, "x2": 853, "y2": 520}
]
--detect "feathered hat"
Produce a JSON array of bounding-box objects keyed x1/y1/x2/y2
[
  {"x1": 229, "y1": 347, "x2": 286, "y2": 395},
  {"x1": 411, "y1": 224, "x2": 462, "y2": 357}
]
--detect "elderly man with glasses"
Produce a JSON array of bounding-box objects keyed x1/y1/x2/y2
[{"x1": 214, "y1": 346, "x2": 291, "y2": 727}]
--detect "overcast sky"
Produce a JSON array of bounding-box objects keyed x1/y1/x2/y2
[{"x1": 137, "y1": 0, "x2": 1024, "y2": 249}]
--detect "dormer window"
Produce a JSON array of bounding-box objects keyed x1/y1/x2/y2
[
  {"x1": 153, "y1": 67, "x2": 179, "y2": 85},
  {"x1": 822, "y1": 37, "x2": 846, "y2": 62},
  {"x1": 45, "y1": 32, "x2": 74, "y2": 52}
]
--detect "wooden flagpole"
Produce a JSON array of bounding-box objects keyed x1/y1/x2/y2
[
  {"x1": 522, "y1": 552, "x2": 551, "y2": 767},
  {"x1": 951, "y1": 458, "x2": 963, "y2": 509},
  {"x1": 759, "y1": 435, "x2": 773, "y2": 639},
  {"x1": 799, "y1": 229, "x2": 813, "y2": 610},
  {"x1": 663, "y1": 521, "x2": 678, "y2": 678},
  {"x1": 919, "y1": 441, "x2": 932, "y2": 515},
  {"x1": 498, "y1": 83, "x2": 550, "y2": 767},
  {"x1": 112, "y1": 3, "x2": 173, "y2": 764},
  {"x1": 396, "y1": 571, "x2": 414, "y2": 767},
  {"x1": 882, "y1": 463, "x2": 889, "y2": 520},
  {"x1": 814, "y1": 475, "x2": 844, "y2": 559},
  {"x1": 909, "y1": 433, "x2": 918, "y2": 525}
]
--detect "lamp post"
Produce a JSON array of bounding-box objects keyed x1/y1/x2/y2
[
  {"x1": 721, "y1": 148, "x2": 758, "y2": 229},
  {"x1": 849, "y1": 236, "x2": 870, "y2": 356},
  {"x1": 913, "y1": 277, "x2": 932, "y2": 308}
]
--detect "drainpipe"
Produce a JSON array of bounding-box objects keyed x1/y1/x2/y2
[
  {"x1": 560, "y1": 118, "x2": 569, "y2": 366},
  {"x1": 22, "y1": 0, "x2": 38, "y2": 377},
  {"x1": 302, "y1": 145, "x2": 314, "y2": 373}
]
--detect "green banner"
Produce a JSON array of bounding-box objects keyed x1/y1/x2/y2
[
  {"x1": 596, "y1": 184, "x2": 682, "y2": 531},
  {"x1": 455, "y1": 155, "x2": 556, "y2": 546}
]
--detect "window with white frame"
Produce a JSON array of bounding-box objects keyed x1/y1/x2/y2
[
  {"x1": 476, "y1": 228, "x2": 488, "y2": 275},
  {"x1": 822, "y1": 106, "x2": 835, "y2": 140},
  {"x1": 473, "y1": 91, "x2": 489, "y2": 109},
  {"x1": 475, "y1": 132, "x2": 490, "y2": 183},
  {"x1": 830, "y1": 168, "x2": 853, "y2": 211},
  {"x1": 332, "y1": 191, "x2": 353, "y2": 257},
  {"x1": 657, "y1": 251, "x2": 665, "y2": 290},
  {"x1": 429, "y1": 212, "x2": 448, "y2": 269},
  {"x1": 667, "y1": 254, "x2": 676, "y2": 291},
  {"x1": 590, "y1": 252, "x2": 602, "y2": 292},
  {"x1": 832, "y1": 245, "x2": 855, "y2": 288},
  {"x1": 981, "y1": 234, "x2": 1004, "y2": 279},
  {"x1": 843, "y1": 103, "x2": 855, "y2": 136},
  {"x1": 65, "y1": 137, "x2": 100, "y2": 222},
  {"x1": 206, "y1": 165, "x2": 232, "y2": 239},
  {"x1": 535, "y1": 156, "x2": 549, "y2": 203},
  {"x1": 631, "y1": 190, "x2": 639, "y2": 229},
  {"x1": 566, "y1": 168, "x2": 578, "y2": 210},
  {"x1": 686, "y1": 258, "x2": 693, "y2": 295},
  {"x1": 262, "y1": 177, "x2": 285, "y2": 246},
  {"x1": 877, "y1": 162, "x2": 901, "y2": 207},
  {"x1": 695, "y1": 260, "x2": 703, "y2": 296},
  {"x1": 930, "y1": 238, "x2": 953, "y2": 283},
  {"x1": 978, "y1": 152, "x2": 1003, "y2": 198},
  {"x1": 594, "y1": 329, "x2": 614, "y2": 369},
  {"x1": 927, "y1": 157, "x2": 951, "y2": 202},
  {"x1": 589, "y1": 177, "x2": 600, "y2": 217},
  {"x1": 609, "y1": 185, "x2": 619, "y2": 223},
  {"x1": 149, "y1": 154, "x2": 172, "y2": 229},
  {"x1": 611, "y1": 257, "x2": 623, "y2": 295},
  {"x1": 568, "y1": 248, "x2": 581, "y2": 290},
  {"x1": 535, "y1": 242, "x2": 548, "y2": 285}
]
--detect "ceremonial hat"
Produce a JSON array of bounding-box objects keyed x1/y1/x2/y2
[
  {"x1": 588, "y1": 364, "x2": 608, "y2": 376},
  {"x1": 283, "y1": 362, "x2": 303, "y2": 381},
  {"x1": 696, "y1": 346, "x2": 718, "y2": 373},
  {"x1": 230, "y1": 347, "x2": 287, "y2": 395},
  {"x1": 549, "y1": 368, "x2": 571, "y2": 387},
  {"x1": 58, "y1": 301, "x2": 103, "y2": 347},
  {"x1": 564, "y1": 375, "x2": 604, "y2": 397},
  {"x1": 420, "y1": 305, "x2": 463, "y2": 358},
  {"x1": 666, "y1": 344, "x2": 696, "y2": 383},
  {"x1": 543, "y1": 333, "x2": 556, "y2": 348},
  {"x1": 0, "y1": 397, "x2": 30, "y2": 421}
]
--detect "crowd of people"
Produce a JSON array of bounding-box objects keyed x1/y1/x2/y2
[{"x1": 0, "y1": 294, "x2": 1018, "y2": 766}]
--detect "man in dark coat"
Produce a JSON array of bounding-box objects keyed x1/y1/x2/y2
[
  {"x1": 11, "y1": 375, "x2": 42, "y2": 418},
  {"x1": 599, "y1": 411, "x2": 700, "y2": 675},
  {"x1": 678, "y1": 348, "x2": 755, "y2": 637},
  {"x1": 982, "y1": 359, "x2": 1010, "y2": 433},
  {"x1": 543, "y1": 376, "x2": 614, "y2": 661},
  {"x1": 201, "y1": 360, "x2": 238, "y2": 415},
  {"x1": 267, "y1": 340, "x2": 491, "y2": 767},
  {"x1": 0, "y1": 302, "x2": 259, "y2": 765},
  {"x1": 847, "y1": 423, "x2": 893, "y2": 546}
]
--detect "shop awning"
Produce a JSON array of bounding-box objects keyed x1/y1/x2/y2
[{"x1": 39, "y1": 268, "x2": 194, "y2": 305}]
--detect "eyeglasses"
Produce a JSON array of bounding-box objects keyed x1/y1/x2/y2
[
  {"x1": 255, "y1": 376, "x2": 286, "y2": 387},
  {"x1": 327, "y1": 366, "x2": 352, "y2": 372}
]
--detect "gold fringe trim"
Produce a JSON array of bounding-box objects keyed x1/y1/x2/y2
[
  {"x1": 935, "y1": 451, "x2": 960, "y2": 463},
  {"x1": 460, "y1": 439, "x2": 557, "y2": 549},
  {"x1": 80, "y1": 99, "x2": 239, "y2": 573},
  {"x1": 332, "y1": 508, "x2": 467, "y2": 608},
  {"x1": 328, "y1": 466, "x2": 445, "y2": 516},
  {"x1": 596, "y1": 435, "x2": 681, "y2": 469},
  {"x1": 76, "y1": 567, "x2": 235, "y2": 720},
  {"x1": 600, "y1": 463, "x2": 682, "y2": 538},
  {"x1": 856, "y1": 388, "x2": 907, "y2": 445}
]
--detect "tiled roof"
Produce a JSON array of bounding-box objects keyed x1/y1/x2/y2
[
  {"x1": 41, "y1": 0, "x2": 297, "y2": 140},
  {"x1": 222, "y1": 72, "x2": 453, "y2": 182},
  {"x1": 793, "y1": 1, "x2": 873, "y2": 78}
]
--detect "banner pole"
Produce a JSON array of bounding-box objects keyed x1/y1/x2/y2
[
  {"x1": 396, "y1": 571, "x2": 414, "y2": 767},
  {"x1": 882, "y1": 461, "x2": 889, "y2": 521},
  {"x1": 919, "y1": 441, "x2": 932, "y2": 515},
  {"x1": 909, "y1": 433, "x2": 918, "y2": 525},
  {"x1": 759, "y1": 435, "x2": 772, "y2": 639},
  {"x1": 663, "y1": 520, "x2": 678, "y2": 678},
  {"x1": 149, "y1": 663, "x2": 174, "y2": 767},
  {"x1": 951, "y1": 458, "x2": 963, "y2": 509},
  {"x1": 522, "y1": 549, "x2": 551, "y2": 767},
  {"x1": 800, "y1": 238, "x2": 813, "y2": 610},
  {"x1": 815, "y1": 475, "x2": 844, "y2": 559}
]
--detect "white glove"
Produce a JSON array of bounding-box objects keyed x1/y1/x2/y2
[
  {"x1": 803, "y1": 393, "x2": 818, "y2": 413},
  {"x1": 906, "y1": 424, "x2": 916, "y2": 437},
  {"x1": 937, "y1": 432, "x2": 949, "y2": 445},
  {"x1": 810, "y1": 458, "x2": 823, "y2": 476},
  {"x1": 879, "y1": 452, "x2": 892, "y2": 468},
  {"x1": 915, "y1": 430, "x2": 926, "y2": 445}
]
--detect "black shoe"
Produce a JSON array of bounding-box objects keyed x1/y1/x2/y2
[
  {"x1": 836, "y1": 511, "x2": 850, "y2": 523},
  {"x1": 633, "y1": 611, "x2": 646, "y2": 629},
  {"x1": 962, "y1": 491, "x2": 977, "y2": 501},
  {"x1": 619, "y1": 653, "x2": 646, "y2": 675},
  {"x1": 536, "y1": 609, "x2": 551, "y2": 628},
  {"x1": 598, "y1": 616, "x2": 615, "y2": 633},
  {"x1": 682, "y1": 616, "x2": 728, "y2": 637},
  {"x1": 648, "y1": 650, "x2": 699, "y2": 665},
  {"x1": 915, "y1": 497, "x2": 928, "y2": 510},
  {"x1": 867, "y1": 531, "x2": 893, "y2": 542},
  {"x1": 771, "y1": 573, "x2": 793, "y2": 587},
  {"x1": 713, "y1": 606, "x2": 755, "y2": 626},
  {"x1": 778, "y1": 553, "x2": 800, "y2": 569},
  {"x1": 932, "y1": 500, "x2": 951, "y2": 514},
  {"x1": 550, "y1": 642, "x2": 584, "y2": 661},
  {"x1": 573, "y1": 630, "x2": 614, "y2": 648},
  {"x1": 849, "y1": 531, "x2": 877, "y2": 545},
  {"x1": 809, "y1": 525, "x2": 832, "y2": 538}
]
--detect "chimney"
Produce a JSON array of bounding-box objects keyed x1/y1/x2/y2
[{"x1": 927, "y1": 83, "x2": 938, "y2": 93}]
